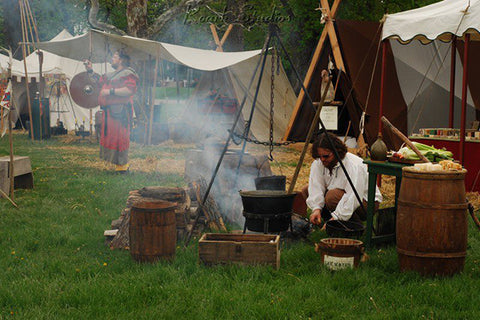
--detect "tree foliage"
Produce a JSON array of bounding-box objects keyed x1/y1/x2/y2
[{"x1": 0, "y1": 0, "x2": 443, "y2": 76}]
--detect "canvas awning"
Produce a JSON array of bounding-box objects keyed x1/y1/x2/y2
[
  {"x1": 382, "y1": 0, "x2": 480, "y2": 44},
  {"x1": 33, "y1": 29, "x2": 261, "y2": 71}
]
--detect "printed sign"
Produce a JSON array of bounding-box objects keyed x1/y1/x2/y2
[
  {"x1": 323, "y1": 254, "x2": 355, "y2": 270},
  {"x1": 319, "y1": 106, "x2": 338, "y2": 131}
]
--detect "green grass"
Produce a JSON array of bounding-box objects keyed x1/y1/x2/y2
[{"x1": 1, "y1": 133, "x2": 480, "y2": 319}]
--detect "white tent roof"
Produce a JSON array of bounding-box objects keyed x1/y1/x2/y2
[
  {"x1": 34, "y1": 29, "x2": 261, "y2": 71},
  {"x1": 32, "y1": 29, "x2": 296, "y2": 140},
  {"x1": 382, "y1": 0, "x2": 480, "y2": 44},
  {"x1": 18, "y1": 30, "x2": 111, "y2": 131}
]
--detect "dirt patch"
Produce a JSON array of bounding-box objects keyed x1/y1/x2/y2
[{"x1": 47, "y1": 135, "x2": 480, "y2": 211}]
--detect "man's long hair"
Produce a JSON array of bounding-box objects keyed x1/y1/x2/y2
[
  {"x1": 311, "y1": 132, "x2": 347, "y2": 160},
  {"x1": 117, "y1": 49, "x2": 131, "y2": 68}
]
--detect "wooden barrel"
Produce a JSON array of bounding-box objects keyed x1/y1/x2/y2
[
  {"x1": 129, "y1": 200, "x2": 177, "y2": 263},
  {"x1": 397, "y1": 167, "x2": 468, "y2": 276}
]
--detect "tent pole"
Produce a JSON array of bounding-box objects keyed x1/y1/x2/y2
[
  {"x1": 449, "y1": 36, "x2": 456, "y2": 128},
  {"x1": 19, "y1": 0, "x2": 34, "y2": 140},
  {"x1": 148, "y1": 57, "x2": 159, "y2": 145},
  {"x1": 459, "y1": 33, "x2": 470, "y2": 165},
  {"x1": 4, "y1": 50, "x2": 15, "y2": 201},
  {"x1": 378, "y1": 40, "x2": 387, "y2": 134}
]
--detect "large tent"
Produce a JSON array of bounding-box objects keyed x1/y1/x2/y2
[
  {"x1": 1, "y1": 30, "x2": 110, "y2": 131},
  {"x1": 284, "y1": 18, "x2": 407, "y2": 149},
  {"x1": 33, "y1": 29, "x2": 296, "y2": 142},
  {"x1": 23, "y1": 30, "x2": 110, "y2": 131},
  {"x1": 284, "y1": 0, "x2": 479, "y2": 149},
  {"x1": 382, "y1": 0, "x2": 480, "y2": 191},
  {"x1": 383, "y1": 0, "x2": 479, "y2": 134}
]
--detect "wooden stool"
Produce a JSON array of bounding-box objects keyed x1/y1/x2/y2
[{"x1": 0, "y1": 156, "x2": 34, "y2": 194}]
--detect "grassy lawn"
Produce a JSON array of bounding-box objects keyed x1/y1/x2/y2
[{"x1": 0, "y1": 133, "x2": 479, "y2": 319}]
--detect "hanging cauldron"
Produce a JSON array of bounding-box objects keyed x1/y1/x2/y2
[{"x1": 240, "y1": 190, "x2": 297, "y2": 233}]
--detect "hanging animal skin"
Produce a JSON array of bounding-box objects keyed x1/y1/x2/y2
[{"x1": 69, "y1": 72, "x2": 100, "y2": 109}]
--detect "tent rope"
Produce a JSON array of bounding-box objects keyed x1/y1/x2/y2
[
  {"x1": 409, "y1": 5, "x2": 470, "y2": 133},
  {"x1": 336, "y1": 21, "x2": 384, "y2": 135}
]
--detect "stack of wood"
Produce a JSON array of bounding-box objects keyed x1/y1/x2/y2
[
  {"x1": 105, "y1": 182, "x2": 228, "y2": 250},
  {"x1": 190, "y1": 178, "x2": 227, "y2": 233}
]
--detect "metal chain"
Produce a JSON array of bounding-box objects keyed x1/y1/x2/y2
[
  {"x1": 230, "y1": 130, "x2": 296, "y2": 146},
  {"x1": 268, "y1": 46, "x2": 275, "y2": 160}
]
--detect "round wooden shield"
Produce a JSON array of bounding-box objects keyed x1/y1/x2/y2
[{"x1": 69, "y1": 72, "x2": 100, "y2": 109}]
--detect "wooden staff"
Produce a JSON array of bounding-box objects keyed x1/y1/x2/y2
[
  {"x1": 381, "y1": 116, "x2": 430, "y2": 163},
  {"x1": 0, "y1": 188, "x2": 18, "y2": 208}
]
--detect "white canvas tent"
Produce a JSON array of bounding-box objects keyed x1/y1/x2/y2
[
  {"x1": 33, "y1": 29, "x2": 296, "y2": 141},
  {"x1": 383, "y1": 0, "x2": 480, "y2": 134},
  {"x1": 23, "y1": 30, "x2": 111, "y2": 131},
  {"x1": 382, "y1": 0, "x2": 480, "y2": 44},
  {"x1": 390, "y1": 40, "x2": 476, "y2": 134},
  {"x1": 382, "y1": 0, "x2": 480, "y2": 191}
]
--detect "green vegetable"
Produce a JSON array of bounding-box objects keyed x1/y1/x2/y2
[{"x1": 398, "y1": 142, "x2": 453, "y2": 162}]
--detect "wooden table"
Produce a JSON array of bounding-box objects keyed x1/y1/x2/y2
[{"x1": 363, "y1": 160, "x2": 412, "y2": 248}]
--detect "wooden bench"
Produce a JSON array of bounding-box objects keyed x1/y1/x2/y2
[{"x1": 0, "y1": 156, "x2": 34, "y2": 195}]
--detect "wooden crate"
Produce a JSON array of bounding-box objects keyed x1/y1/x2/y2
[{"x1": 198, "y1": 233, "x2": 280, "y2": 269}]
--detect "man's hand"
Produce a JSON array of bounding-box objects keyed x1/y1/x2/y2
[
  {"x1": 309, "y1": 209, "x2": 322, "y2": 225},
  {"x1": 84, "y1": 59, "x2": 93, "y2": 71}
]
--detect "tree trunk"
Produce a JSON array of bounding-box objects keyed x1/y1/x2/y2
[
  {"x1": 89, "y1": 0, "x2": 126, "y2": 35},
  {"x1": 126, "y1": 0, "x2": 147, "y2": 37}
]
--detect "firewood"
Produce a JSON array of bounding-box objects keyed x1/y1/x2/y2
[
  {"x1": 138, "y1": 186, "x2": 186, "y2": 202},
  {"x1": 110, "y1": 209, "x2": 130, "y2": 250}
]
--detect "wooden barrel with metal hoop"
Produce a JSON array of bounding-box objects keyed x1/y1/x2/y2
[
  {"x1": 129, "y1": 199, "x2": 177, "y2": 263},
  {"x1": 396, "y1": 167, "x2": 468, "y2": 276}
]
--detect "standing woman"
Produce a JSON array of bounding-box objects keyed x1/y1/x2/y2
[{"x1": 85, "y1": 50, "x2": 138, "y2": 173}]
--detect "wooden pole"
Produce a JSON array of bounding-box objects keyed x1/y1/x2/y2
[
  {"x1": 287, "y1": 77, "x2": 332, "y2": 194},
  {"x1": 147, "y1": 57, "x2": 159, "y2": 145},
  {"x1": 19, "y1": 0, "x2": 34, "y2": 140},
  {"x1": 378, "y1": 40, "x2": 388, "y2": 134},
  {"x1": 283, "y1": 0, "x2": 342, "y2": 141},
  {"x1": 381, "y1": 116, "x2": 430, "y2": 163},
  {"x1": 449, "y1": 37, "x2": 456, "y2": 128},
  {"x1": 6, "y1": 51, "x2": 15, "y2": 201},
  {"x1": 459, "y1": 33, "x2": 470, "y2": 165}
]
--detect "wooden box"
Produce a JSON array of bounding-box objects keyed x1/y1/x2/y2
[{"x1": 198, "y1": 233, "x2": 280, "y2": 269}]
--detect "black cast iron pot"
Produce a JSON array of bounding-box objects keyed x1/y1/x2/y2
[
  {"x1": 240, "y1": 190, "x2": 297, "y2": 233},
  {"x1": 239, "y1": 190, "x2": 297, "y2": 214}
]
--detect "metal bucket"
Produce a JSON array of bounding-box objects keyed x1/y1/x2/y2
[{"x1": 316, "y1": 238, "x2": 364, "y2": 270}]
